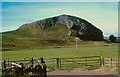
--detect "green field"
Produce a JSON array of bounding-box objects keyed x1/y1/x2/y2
[{"x1": 2, "y1": 45, "x2": 118, "y2": 60}]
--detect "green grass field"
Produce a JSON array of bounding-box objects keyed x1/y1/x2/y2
[{"x1": 2, "y1": 45, "x2": 118, "y2": 60}]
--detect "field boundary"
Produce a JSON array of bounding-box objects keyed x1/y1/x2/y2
[{"x1": 2, "y1": 56, "x2": 119, "y2": 71}]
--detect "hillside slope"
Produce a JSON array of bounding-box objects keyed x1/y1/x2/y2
[{"x1": 2, "y1": 14, "x2": 104, "y2": 50}]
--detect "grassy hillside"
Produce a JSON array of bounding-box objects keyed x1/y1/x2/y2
[
  {"x1": 2, "y1": 21, "x2": 117, "y2": 51},
  {"x1": 2, "y1": 23, "x2": 72, "y2": 50},
  {"x1": 3, "y1": 22, "x2": 106, "y2": 50}
]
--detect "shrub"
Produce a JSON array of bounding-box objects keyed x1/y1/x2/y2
[{"x1": 109, "y1": 35, "x2": 116, "y2": 42}]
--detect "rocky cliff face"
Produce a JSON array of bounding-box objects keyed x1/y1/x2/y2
[{"x1": 19, "y1": 14, "x2": 103, "y2": 41}]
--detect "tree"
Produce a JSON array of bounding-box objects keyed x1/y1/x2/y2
[{"x1": 109, "y1": 35, "x2": 116, "y2": 42}]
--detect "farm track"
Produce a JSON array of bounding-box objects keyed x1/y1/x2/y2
[
  {"x1": 48, "y1": 75, "x2": 119, "y2": 77},
  {"x1": 48, "y1": 71, "x2": 119, "y2": 77}
]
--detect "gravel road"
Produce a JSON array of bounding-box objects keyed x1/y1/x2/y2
[{"x1": 47, "y1": 71, "x2": 119, "y2": 77}]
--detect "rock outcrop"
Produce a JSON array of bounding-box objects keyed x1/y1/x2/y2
[{"x1": 19, "y1": 14, "x2": 103, "y2": 41}]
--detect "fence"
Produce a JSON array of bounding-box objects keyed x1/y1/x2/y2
[
  {"x1": 101, "y1": 57, "x2": 119, "y2": 67},
  {"x1": 2, "y1": 56, "x2": 119, "y2": 72},
  {"x1": 44, "y1": 56, "x2": 102, "y2": 71},
  {"x1": 2, "y1": 56, "x2": 102, "y2": 71}
]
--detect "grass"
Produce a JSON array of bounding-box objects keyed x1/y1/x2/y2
[
  {"x1": 2, "y1": 45, "x2": 119, "y2": 75},
  {"x1": 2, "y1": 23, "x2": 70, "y2": 49},
  {"x1": 2, "y1": 45, "x2": 118, "y2": 60}
]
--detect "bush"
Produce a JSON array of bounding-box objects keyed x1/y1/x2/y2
[{"x1": 109, "y1": 35, "x2": 116, "y2": 42}]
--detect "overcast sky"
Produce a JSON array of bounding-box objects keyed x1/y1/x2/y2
[{"x1": 1, "y1": 2, "x2": 118, "y2": 36}]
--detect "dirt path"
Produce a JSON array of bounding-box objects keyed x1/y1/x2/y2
[{"x1": 47, "y1": 71, "x2": 119, "y2": 77}]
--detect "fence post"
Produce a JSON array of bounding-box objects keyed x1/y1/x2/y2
[
  {"x1": 31, "y1": 58, "x2": 34, "y2": 65},
  {"x1": 40, "y1": 58, "x2": 47, "y2": 77},
  {"x1": 3, "y1": 60, "x2": 6, "y2": 69},
  {"x1": 100, "y1": 57, "x2": 105, "y2": 67},
  {"x1": 99, "y1": 56, "x2": 101, "y2": 67},
  {"x1": 72, "y1": 58, "x2": 75, "y2": 68},
  {"x1": 40, "y1": 57, "x2": 44, "y2": 63},
  {"x1": 85, "y1": 57, "x2": 87, "y2": 69},
  {"x1": 110, "y1": 58, "x2": 112, "y2": 67},
  {"x1": 56, "y1": 58, "x2": 59, "y2": 68},
  {"x1": 59, "y1": 58, "x2": 61, "y2": 69},
  {"x1": 100, "y1": 56, "x2": 102, "y2": 67}
]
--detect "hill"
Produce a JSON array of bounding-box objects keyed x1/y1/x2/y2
[{"x1": 2, "y1": 14, "x2": 104, "y2": 50}]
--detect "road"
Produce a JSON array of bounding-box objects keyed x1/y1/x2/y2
[{"x1": 47, "y1": 71, "x2": 119, "y2": 77}]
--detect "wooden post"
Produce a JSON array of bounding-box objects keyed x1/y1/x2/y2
[
  {"x1": 85, "y1": 57, "x2": 87, "y2": 69},
  {"x1": 103, "y1": 57, "x2": 105, "y2": 67},
  {"x1": 40, "y1": 58, "x2": 44, "y2": 63},
  {"x1": 59, "y1": 58, "x2": 61, "y2": 69},
  {"x1": 40, "y1": 58, "x2": 47, "y2": 77},
  {"x1": 99, "y1": 56, "x2": 102, "y2": 67},
  {"x1": 72, "y1": 58, "x2": 74, "y2": 68},
  {"x1": 101, "y1": 57, "x2": 105, "y2": 67},
  {"x1": 3, "y1": 60, "x2": 6, "y2": 69},
  {"x1": 31, "y1": 58, "x2": 33, "y2": 65},
  {"x1": 110, "y1": 58, "x2": 112, "y2": 67},
  {"x1": 100, "y1": 56, "x2": 103, "y2": 67},
  {"x1": 56, "y1": 58, "x2": 59, "y2": 68}
]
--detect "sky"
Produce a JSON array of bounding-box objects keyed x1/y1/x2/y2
[
  {"x1": 1, "y1": 2, "x2": 118, "y2": 37},
  {"x1": 1, "y1": 0, "x2": 120, "y2": 2}
]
